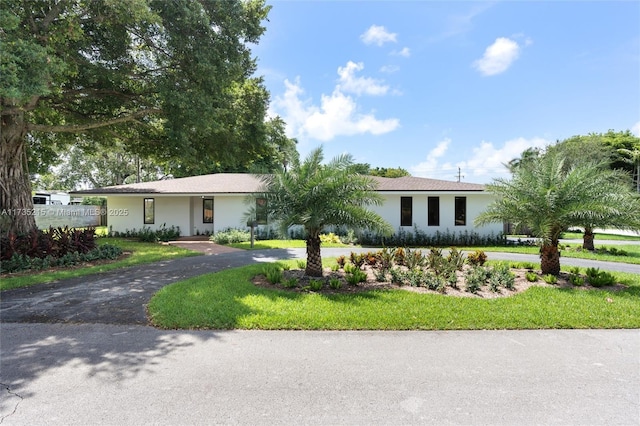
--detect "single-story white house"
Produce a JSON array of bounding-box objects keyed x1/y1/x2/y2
[{"x1": 71, "y1": 173, "x2": 502, "y2": 237}]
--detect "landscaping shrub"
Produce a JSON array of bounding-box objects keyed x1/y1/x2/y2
[
  {"x1": 525, "y1": 271, "x2": 538, "y2": 282},
  {"x1": 111, "y1": 224, "x2": 180, "y2": 242},
  {"x1": 359, "y1": 227, "x2": 507, "y2": 247},
  {"x1": 466, "y1": 250, "x2": 487, "y2": 266},
  {"x1": 320, "y1": 233, "x2": 341, "y2": 244},
  {"x1": 585, "y1": 268, "x2": 616, "y2": 287},
  {"x1": 308, "y1": 279, "x2": 323, "y2": 291},
  {"x1": 283, "y1": 278, "x2": 298, "y2": 288},
  {"x1": 543, "y1": 274, "x2": 558, "y2": 284},
  {"x1": 464, "y1": 266, "x2": 487, "y2": 294},
  {"x1": 1, "y1": 243, "x2": 123, "y2": 274},
  {"x1": 263, "y1": 265, "x2": 283, "y2": 284},
  {"x1": 211, "y1": 228, "x2": 250, "y2": 245},
  {"x1": 1, "y1": 226, "x2": 97, "y2": 261},
  {"x1": 329, "y1": 277, "x2": 342, "y2": 289},
  {"x1": 345, "y1": 269, "x2": 367, "y2": 285}
]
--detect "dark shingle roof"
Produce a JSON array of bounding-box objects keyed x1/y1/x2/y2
[{"x1": 71, "y1": 173, "x2": 484, "y2": 195}]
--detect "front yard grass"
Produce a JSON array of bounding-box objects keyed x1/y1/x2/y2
[
  {"x1": 148, "y1": 261, "x2": 640, "y2": 330},
  {"x1": 229, "y1": 239, "x2": 355, "y2": 250},
  {"x1": 0, "y1": 238, "x2": 200, "y2": 291},
  {"x1": 462, "y1": 244, "x2": 640, "y2": 265}
]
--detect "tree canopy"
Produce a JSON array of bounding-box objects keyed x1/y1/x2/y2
[{"x1": 1, "y1": 0, "x2": 272, "y2": 234}]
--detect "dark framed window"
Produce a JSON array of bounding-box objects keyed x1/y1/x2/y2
[
  {"x1": 203, "y1": 198, "x2": 213, "y2": 223},
  {"x1": 455, "y1": 196, "x2": 466, "y2": 226},
  {"x1": 401, "y1": 196, "x2": 412, "y2": 227},
  {"x1": 428, "y1": 197, "x2": 440, "y2": 226},
  {"x1": 144, "y1": 198, "x2": 155, "y2": 224},
  {"x1": 255, "y1": 198, "x2": 268, "y2": 225}
]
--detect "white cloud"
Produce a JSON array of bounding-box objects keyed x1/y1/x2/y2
[
  {"x1": 632, "y1": 121, "x2": 640, "y2": 137},
  {"x1": 271, "y1": 77, "x2": 400, "y2": 142},
  {"x1": 392, "y1": 47, "x2": 411, "y2": 57},
  {"x1": 360, "y1": 25, "x2": 397, "y2": 46},
  {"x1": 457, "y1": 137, "x2": 550, "y2": 179},
  {"x1": 337, "y1": 61, "x2": 389, "y2": 96},
  {"x1": 380, "y1": 65, "x2": 400, "y2": 73},
  {"x1": 409, "y1": 136, "x2": 551, "y2": 182},
  {"x1": 410, "y1": 138, "x2": 452, "y2": 177},
  {"x1": 473, "y1": 37, "x2": 521, "y2": 76}
]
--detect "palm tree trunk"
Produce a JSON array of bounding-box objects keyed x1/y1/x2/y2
[
  {"x1": 582, "y1": 228, "x2": 595, "y2": 251},
  {"x1": 305, "y1": 232, "x2": 323, "y2": 277},
  {"x1": 540, "y1": 243, "x2": 560, "y2": 275}
]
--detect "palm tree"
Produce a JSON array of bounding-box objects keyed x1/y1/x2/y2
[
  {"x1": 476, "y1": 152, "x2": 640, "y2": 275},
  {"x1": 252, "y1": 147, "x2": 393, "y2": 277}
]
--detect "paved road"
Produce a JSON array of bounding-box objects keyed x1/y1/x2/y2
[
  {"x1": 2, "y1": 247, "x2": 639, "y2": 325},
  {"x1": 1, "y1": 324, "x2": 638, "y2": 425}
]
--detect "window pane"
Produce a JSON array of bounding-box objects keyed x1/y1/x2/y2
[
  {"x1": 455, "y1": 196, "x2": 466, "y2": 226},
  {"x1": 203, "y1": 199, "x2": 213, "y2": 223},
  {"x1": 255, "y1": 198, "x2": 268, "y2": 225},
  {"x1": 401, "y1": 197, "x2": 412, "y2": 227},
  {"x1": 144, "y1": 198, "x2": 155, "y2": 224},
  {"x1": 428, "y1": 197, "x2": 440, "y2": 226}
]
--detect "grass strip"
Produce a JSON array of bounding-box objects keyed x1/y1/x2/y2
[
  {"x1": 0, "y1": 238, "x2": 200, "y2": 291},
  {"x1": 148, "y1": 263, "x2": 640, "y2": 330}
]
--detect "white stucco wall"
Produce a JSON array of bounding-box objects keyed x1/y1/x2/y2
[
  {"x1": 106, "y1": 196, "x2": 190, "y2": 235},
  {"x1": 370, "y1": 192, "x2": 501, "y2": 236},
  {"x1": 107, "y1": 195, "x2": 252, "y2": 236},
  {"x1": 105, "y1": 191, "x2": 502, "y2": 238}
]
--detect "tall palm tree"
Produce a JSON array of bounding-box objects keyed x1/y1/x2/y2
[
  {"x1": 476, "y1": 153, "x2": 640, "y2": 275},
  {"x1": 252, "y1": 147, "x2": 393, "y2": 277}
]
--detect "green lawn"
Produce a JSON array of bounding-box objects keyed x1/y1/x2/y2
[
  {"x1": 229, "y1": 239, "x2": 355, "y2": 250},
  {"x1": 148, "y1": 260, "x2": 640, "y2": 330},
  {"x1": 0, "y1": 238, "x2": 200, "y2": 291},
  {"x1": 229, "y1": 239, "x2": 640, "y2": 265},
  {"x1": 560, "y1": 231, "x2": 640, "y2": 241}
]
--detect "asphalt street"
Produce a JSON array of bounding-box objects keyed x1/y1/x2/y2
[
  {"x1": 1, "y1": 324, "x2": 638, "y2": 425},
  {"x1": 1, "y1": 244, "x2": 639, "y2": 425}
]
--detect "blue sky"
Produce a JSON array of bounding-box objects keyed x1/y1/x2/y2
[{"x1": 253, "y1": 1, "x2": 640, "y2": 183}]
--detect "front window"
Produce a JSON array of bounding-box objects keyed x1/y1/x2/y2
[
  {"x1": 203, "y1": 199, "x2": 213, "y2": 223},
  {"x1": 428, "y1": 197, "x2": 440, "y2": 226},
  {"x1": 455, "y1": 196, "x2": 466, "y2": 226},
  {"x1": 255, "y1": 198, "x2": 268, "y2": 225},
  {"x1": 401, "y1": 197, "x2": 412, "y2": 227},
  {"x1": 144, "y1": 198, "x2": 155, "y2": 224}
]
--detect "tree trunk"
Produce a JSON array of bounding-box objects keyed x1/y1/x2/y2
[
  {"x1": 1, "y1": 109, "x2": 37, "y2": 236},
  {"x1": 540, "y1": 243, "x2": 560, "y2": 275},
  {"x1": 305, "y1": 232, "x2": 323, "y2": 277},
  {"x1": 582, "y1": 228, "x2": 595, "y2": 251}
]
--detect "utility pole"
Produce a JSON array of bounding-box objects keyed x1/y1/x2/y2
[{"x1": 455, "y1": 167, "x2": 464, "y2": 182}]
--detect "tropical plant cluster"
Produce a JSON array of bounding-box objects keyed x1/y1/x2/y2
[
  {"x1": 0, "y1": 226, "x2": 122, "y2": 273},
  {"x1": 358, "y1": 227, "x2": 507, "y2": 247},
  {"x1": 1, "y1": 245, "x2": 122, "y2": 274},
  {"x1": 259, "y1": 247, "x2": 525, "y2": 296},
  {"x1": 109, "y1": 224, "x2": 180, "y2": 242}
]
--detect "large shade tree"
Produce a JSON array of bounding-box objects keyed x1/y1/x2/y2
[
  {"x1": 252, "y1": 147, "x2": 393, "y2": 277},
  {"x1": 476, "y1": 152, "x2": 640, "y2": 275},
  {"x1": 0, "y1": 0, "x2": 271, "y2": 235}
]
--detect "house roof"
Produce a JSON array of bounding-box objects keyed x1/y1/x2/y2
[
  {"x1": 71, "y1": 173, "x2": 485, "y2": 196},
  {"x1": 371, "y1": 176, "x2": 484, "y2": 192}
]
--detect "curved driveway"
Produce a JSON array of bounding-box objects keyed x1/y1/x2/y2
[{"x1": 1, "y1": 246, "x2": 639, "y2": 326}]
